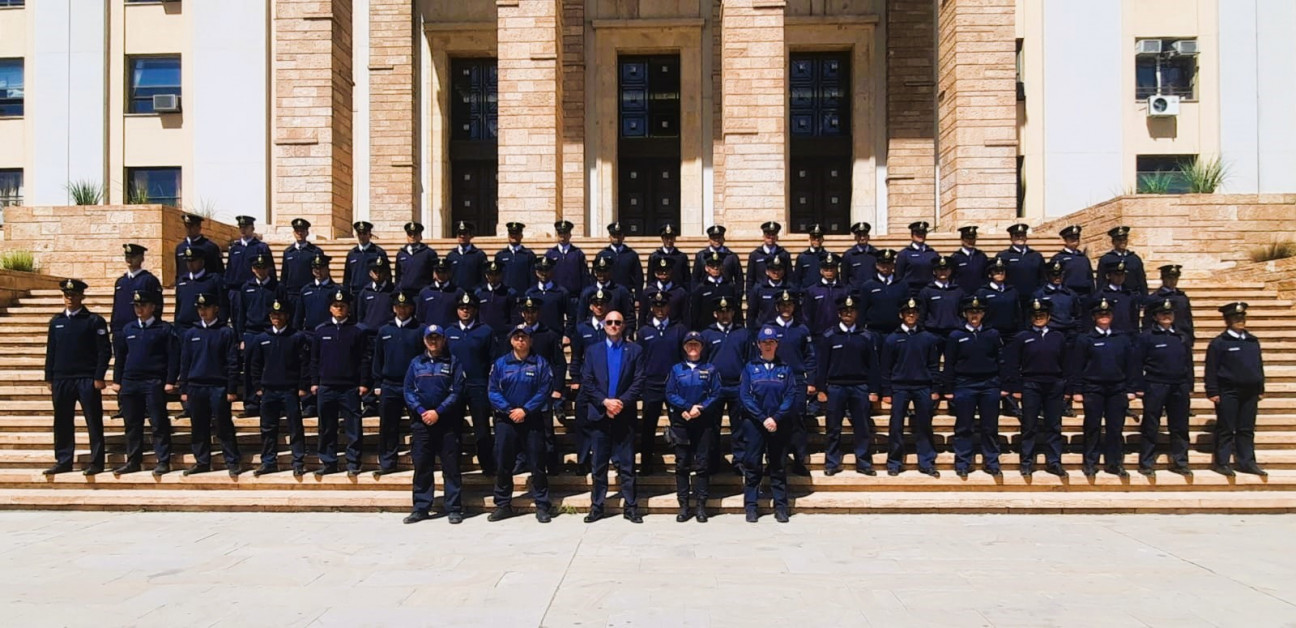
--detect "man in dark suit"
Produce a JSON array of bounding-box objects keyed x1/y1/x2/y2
[{"x1": 578, "y1": 310, "x2": 646, "y2": 523}]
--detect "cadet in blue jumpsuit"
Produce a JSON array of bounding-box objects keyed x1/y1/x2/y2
[
  {"x1": 44, "y1": 279, "x2": 112, "y2": 476},
  {"x1": 950, "y1": 225, "x2": 989, "y2": 293},
  {"x1": 666, "y1": 332, "x2": 720, "y2": 522},
  {"x1": 793, "y1": 223, "x2": 829, "y2": 289},
  {"x1": 310, "y1": 290, "x2": 371, "y2": 477},
  {"x1": 1071, "y1": 298, "x2": 1138, "y2": 477},
  {"x1": 370, "y1": 290, "x2": 424, "y2": 477},
  {"x1": 895, "y1": 221, "x2": 940, "y2": 296},
  {"x1": 636, "y1": 292, "x2": 687, "y2": 474},
  {"x1": 342, "y1": 221, "x2": 389, "y2": 296},
  {"x1": 496, "y1": 222, "x2": 537, "y2": 296},
  {"x1": 842, "y1": 221, "x2": 879, "y2": 292},
  {"x1": 943, "y1": 296, "x2": 1004, "y2": 478},
  {"x1": 178, "y1": 292, "x2": 242, "y2": 476},
  {"x1": 110, "y1": 288, "x2": 177, "y2": 476},
  {"x1": 281, "y1": 218, "x2": 322, "y2": 307},
  {"x1": 1205, "y1": 302, "x2": 1267, "y2": 477},
  {"x1": 446, "y1": 220, "x2": 488, "y2": 291},
  {"x1": 692, "y1": 225, "x2": 744, "y2": 288},
  {"x1": 815, "y1": 294, "x2": 880, "y2": 476},
  {"x1": 248, "y1": 299, "x2": 311, "y2": 476},
  {"x1": 232, "y1": 253, "x2": 284, "y2": 418},
  {"x1": 446, "y1": 291, "x2": 497, "y2": 474},
  {"x1": 395, "y1": 222, "x2": 438, "y2": 292},
  {"x1": 579, "y1": 310, "x2": 645, "y2": 523},
  {"x1": 512, "y1": 298, "x2": 567, "y2": 473},
  {"x1": 740, "y1": 327, "x2": 798, "y2": 523},
  {"x1": 770, "y1": 290, "x2": 817, "y2": 476},
  {"x1": 1003, "y1": 299, "x2": 1069, "y2": 477},
  {"x1": 487, "y1": 325, "x2": 555, "y2": 522},
  {"x1": 1134, "y1": 299, "x2": 1194, "y2": 477},
  {"x1": 1051, "y1": 225, "x2": 1094, "y2": 297},
  {"x1": 746, "y1": 221, "x2": 791, "y2": 293},
  {"x1": 402, "y1": 325, "x2": 465, "y2": 524},
  {"x1": 881, "y1": 298, "x2": 942, "y2": 477},
  {"x1": 701, "y1": 296, "x2": 752, "y2": 474}
]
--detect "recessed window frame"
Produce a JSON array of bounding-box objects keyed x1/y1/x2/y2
[
  {"x1": 0, "y1": 58, "x2": 23, "y2": 117},
  {"x1": 0, "y1": 169, "x2": 22, "y2": 208},
  {"x1": 1135, "y1": 38, "x2": 1197, "y2": 102},
  {"x1": 127, "y1": 55, "x2": 182, "y2": 114},
  {"x1": 125, "y1": 167, "x2": 182, "y2": 206},
  {"x1": 1136, "y1": 155, "x2": 1195, "y2": 194}
]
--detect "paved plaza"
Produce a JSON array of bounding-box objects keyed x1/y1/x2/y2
[{"x1": 0, "y1": 512, "x2": 1293, "y2": 627}]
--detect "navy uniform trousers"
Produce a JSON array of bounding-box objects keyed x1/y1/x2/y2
[
  {"x1": 887, "y1": 387, "x2": 937, "y2": 472},
  {"x1": 670, "y1": 408, "x2": 715, "y2": 502},
  {"x1": 952, "y1": 378, "x2": 1001, "y2": 473},
  {"x1": 188, "y1": 384, "x2": 240, "y2": 467},
  {"x1": 318, "y1": 386, "x2": 362, "y2": 469},
  {"x1": 825, "y1": 384, "x2": 872, "y2": 472},
  {"x1": 377, "y1": 381, "x2": 409, "y2": 472},
  {"x1": 1215, "y1": 385, "x2": 1261, "y2": 469},
  {"x1": 741, "y1": 417, "x2": 790, "y2": 510},
  {"x1": 1139, "y1": 381, "x2": 1191, "y2": 469},
  {"x1": 493, "y1": 412, "x2": 550, "y2": 510},
  {"x1": 589, "y1": 414, "x2": 638, "y2": 510},
  {"x1": 1081, "y1": 383, "x2": 1128, "y2": 470},
  {"x1": 410, "y1": 416, "x2": 463, "y2": 514},
  {"x1": 259, "y1": 387, "x2": 305, "y2": 467},
  {"x1": 1020, "y1": 379, "x2": 1065, "y2": 469},
  {"x1": 118, "y1": 379, "x2": 171, "y2": 466},
  {"x1": 52, "y1": 379, "x2": 106, "y2": 468}
]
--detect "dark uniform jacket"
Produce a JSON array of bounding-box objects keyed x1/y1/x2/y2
[
  {"x1": 1204, "y1": 330, "x2": 1265, "y2": 397},
  {"x1": 941, "y1": 325, "x2": 1002, "y2": 394},
  {"x1": 343, "y1": 243, "x2": 388, "y2": 295},
  {"x1": 113, "y1": 318, "x2": 178, "y2": 384},
  {"x1": 248, "y1": 326, "x2": 311, "y2": 391},
  {"x1": 174, "y1": 236, "x2": 224, "y2": 282},
  {"x1": 311, "y1": 318, "x2": 370, "y2": 388},
  {"x1": 281, "y1": 241, "x2": 322, "y2": 295},
  {"x1": 112, "y1": 269, "x2": 163, "y2": 332},
  {"x1": 179, "y1": 320, "x2": 239, "y2": 389},
  {"x1": 495, "y1": 244, "x2": 537, "y2": 295},
  {"x1": 447, "y1": 243, "x2": 488, "y2": 291},
  {"x1": 880, "y1": 326, "x2": 942, "y2": 396},
  {"x1": 371, "y1": 318, "x2": 425, "y2": 388},
  {"x1": 395, "y1": 243, "x2": 438, "y2": 292},
  {"x1": 45, "y1": 309, "x2": 111, "y2": 381}
]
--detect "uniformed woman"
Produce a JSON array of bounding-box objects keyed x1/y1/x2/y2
[
  {"x1": 739, "y1": 327, "x2": 797, "y2": 523},
  {"x1": 665, "y1": 331, "x2": 721, "y2": 523},
  {"x1": 1205, "y1": 302, "x2": 1267, "y2": 477},
  {"x1": 402, "y1": 325, "x2": 464, "y2": 524}
]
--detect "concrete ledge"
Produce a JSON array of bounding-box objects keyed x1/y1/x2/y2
[{"x1": 0, "y1": 269, "x2": 64, "y2": 309}]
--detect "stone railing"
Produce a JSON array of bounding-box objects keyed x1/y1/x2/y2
[{"x1": 0, "y1": 269, "x2": 66, "y2": 309}]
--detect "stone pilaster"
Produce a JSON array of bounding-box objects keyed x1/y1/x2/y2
[
  {"x1": 886, "y1": 0, "x2": 937, "y2": 233},
  {"x1": 368, "y1": 0, "x2": 420, "y2": 236}
]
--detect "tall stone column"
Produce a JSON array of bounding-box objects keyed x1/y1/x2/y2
[
  {"x1": 887, "y1": 0, "x2": 937, "y2": 233},
  {"x1": 368, "y1": 0, "x2": 421, "y2": 237},
  {"x1": 719, "y1": 0, "x2": 787, "y2": 237},
  {"x1": 936, "y1": 0, "x2": 1018, "y2": 228},
  {"x1": 273, "y1": 0, "x2": 355, "y2": 239},
  {"x1": 497, "y1": 0, "x2": 563, "y2": 236}
]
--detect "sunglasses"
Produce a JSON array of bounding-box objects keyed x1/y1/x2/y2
[{"x1": 604, "y1": 320, "x2": 624, "y2": 327}]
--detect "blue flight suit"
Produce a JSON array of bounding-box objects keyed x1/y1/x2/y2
[
  {"x1": 488, "y1": 352, "x2": 554, "y2": 509},
  {"x1": 793, "y1": 247, "x2": 829, "y2": 289},
  {"x1": 355, "y1": 281, "x2": 396, "y2": 331},
  {"x1": 395, "y1": 242, "x2": 438, "y2": 292},
  {"x1": 113, "y1": 317, "x2": 178, "y2": 468},
  {"x1": 881, "y1": 326, "x2": 942, "y2": 473},
  {"x1": 507, "y1": 322, "x2": 566, "y2": 469},
  {"x1": 46, "y1": 308, "x2": 112, "y2": 469},
  {"x1": 1099, "y1": 250, "x2": 1148, "y2": 295},
  {"x1": 815, "y1": 324, "x2": 881, "y2": 472},
  {"x1": 577, "y1": 281, "x2": 636, "y2": 337},
  {"x1": 112, "y1": 269, "x2": 163, "y2": 334},
  {"x1": 841, "y1": 243, "x2": 880, "y2": 292},
  {"x1": 1003, "y1": 326, "x2": 1068, "y2": 470},
  {"x1": 895, "y1": 243, "x2": 940, "y2": 296},
  {"x1": 1091, "y1": 285, "x2": 1140, "y2": 335},
  {"x1": 747, "y1": 281, "x2": 798, "y2": 331},
  {"x1": 600, "y1": 244, "x2": 644, "y2": 302},
  {"x1": 917, "y1": 281, "x2": 964, "y2": 336},
  {"x1": 1204, "y1": 330, "x2": 1266, "y2": 469},
  {"x1": 226, "y1": 237, "x2": 275, "y2": 296},
  {"x1": 943, "y1": 325, "x2": 1003, "y2": 474},
  {"x1": 636, "y1": 319, "x2": 687, "y2": 468},
  {"x1": 702, "y1": 323, "x2": 752, "y2": 469},
  {"x1": 639, "y1": 282, "x2": 688, "y2": 329},
  {"x1": 692, "y1": 245, "x2": 744, "y2": 287},
  {"x1": 746, "y1": 245, "x2": 791, "y2": 292},
  {"x1": 495, "y1": 244, "x2": 537, "y2": 295},
  {"x1": 1141, "y1": 287, "x2": 1195, "y2": 344},
  {"x1": 648, "y1": 246, "x2": 691, "y2": 288},
  {"x1": 179, "y1": 320, "x2": 241, "y2": 468},
  {"x1": 546, "y1": 244, "x2": 590, "y2": 314},
  {"x1": 802, "y1": 279, "x2": 849, "y2": 336},
  {"x1": 233, "y1": 277, "x2": 285, "y2": 413},
  {"x1": 997, "y1": 245, "x2": 1045, "y2": 306},
  {"x1": 738, "y1": 358, "x2": 797, "y2": 513},
  {"x1": 579, "y1": 339, "x2": 645, "y2": 512},
  {"x1": 404, "y1": 352, "x2": 465, "y2": 514},
  {"x1": 1051, "y1": 248, "x2": 1094, "y2": 297},
  {"x1": 1070, "y1": 328, "x2": 1137, "y2": 471},
  {"x1": 950, "y1": 246, "x2": 988, "y2": 293},
  {"x1": 858, "y1": 274, "x2": 907, "y2": 334},
  {"x1": 446, "y1": 320, "x2": 497, "y2": 473},
  {"x1": 343, "y1": 243, "x2": 389, "y2": 295},
  {"x1": 248, "y1": 325, "x2": 311, "y2": 468},
  {"x1": 665, "y1": 361, "x2": 721, "y2": 503},
  {"x1": 687, "y1": 277, "x2": 743, "y2": 331},
  {"x1": 975, "y1": 283, "x2": 1022, "y2": 336},
  {"x1": 1133, "y1": 326, "x2": 1193, "y2": 470},
  {"x1": 281, "y1": 241, "x2": 322, "y2": 301},
  {"x1": 770, "y1": 319, "x2": 818, "y2": 468},
  {"x1": 174, "y1": 235, "x2": 224, "y2": 282},
  {"x1": 311, "y1": 317, "x2": 370, "y2": 471},
  {"x1": 447, "y1": 243, "x2": 488, "y2": 291},
  {"x1": 174, "y1": 271, "x2": 227, "y2": 330},
  {"x1": 523, "y1": 283, "x2": 572, "y2": 339},
  {"x1": 371, "y1": 318, "x2": 425, "y2": 472},
  {"x1": 416, "y1": 282, "x2": 465, "y2": 329}
]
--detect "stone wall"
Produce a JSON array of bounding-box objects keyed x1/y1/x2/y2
[
  {"x1": 0, "y1": 269, "x2": 65, "y2": 309},
  {"x1": 3, "y1": 205, "x2": 238, "y2": 288},
  {"x1": 885, "y1": 0, "x2": 937, "y2": 234},
  {"x1": 368, "y1": 0, "x2": 421, "y2": 236}
]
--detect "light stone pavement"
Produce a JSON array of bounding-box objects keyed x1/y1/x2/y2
[{"x1": 0, "y1": 512, "x2": 1294, "y2": 627}]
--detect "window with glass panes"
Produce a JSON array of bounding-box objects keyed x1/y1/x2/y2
[
  {"x1": 789, "y1": 52, "x2": 851, "y2": 234},
  {"x1": 617, "y1": 55, "x2": 681, "y2": 237},
  {"x1": 449, "y1": 58, "x2": 498, "y2": 236}
]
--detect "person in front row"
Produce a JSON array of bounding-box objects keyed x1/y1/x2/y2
[
  {"x1": 739, "y1": 326, "x2": 797, "y2": 523},
  {"x1": 665, "y1": 332, "x2": 721, "y2": 523},
  {"x1": 487, "y1": 325, "x2": 556, "y2": 523},
  {"x1": 578, "y1": 311, "x2": 645, "y2": 523},
  {"x1": 402, "y1": 325, "x2": 465, "y2": 524}
]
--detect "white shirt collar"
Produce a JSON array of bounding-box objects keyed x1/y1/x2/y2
[
  {"x1": 138, "y1": 316, "x2": 156, "y2": 327},
  {"x1": 459, "y1": 320, "x2": 475, "y2": 331},
  {"x1": 1095, "y1": 327, "x2": 1111, "y2": 337},
  {"x1": 965, "y1": 324, "x2": 982, "y2": 332},
  {"x1": 125, "y1": 268, "x2": 143, "y2": 279},
  {"x1": 272, "y1": 325, "x2": 287, "y2": 335},
  {"x1": 877, "y1": 273, "x2": 892, "y2": 284},
  {"x1": 331, "y1": 317, "x2": 346, "y2": 325},
  {"x1": 839, "y1": 322, "x2": 857, "y2": 333},
  {"x1": 900, "y1": 323, "x2": 917, "y2": 334},
  {"x1": 1034, "y1": 326, "x2": 1050, "y2": 335},
  {"x1": 652, "y1": 317, "x2": 669, "y2": 328},
  {"x1": 394, "y1": 317, "x2": 412, "y2": 328},
  {"x1": 778, "y1": 316, "x2": 794, "y2": 328},
  {"x1": 199, "y1": 318, "x2": 215, "y2": 329},
  {"x1": 1227, "y1": 329, "x2": 1247, "y2": 340},
  {"x1": 188, "y1": 269, "x2": 207, "y2": 280}
]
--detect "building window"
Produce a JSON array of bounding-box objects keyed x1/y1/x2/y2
[
  {"x1": 449, "y1": 58, "x2": 498, "y2": 236},
  {"x1": 1135, "y1": 39, "x2": 1197, "y2": 100},
  {"x1": 0, "y1": 169, "x2": 21, "y2": 208},
  {"x1": 1015, "y1": 39, "x2": 1025, "y2": 101},
  {"x1": 1136, "y1": 155, "x2": 1194, "y2": 194},
  {"x1": 0, "y1": 59, "x2": 22, "y2": 117},
  {"x1": 616, "y1": 54, "x2": 681, "y2": 237},
  {"x1": 0, "y1": 1, "x2": 25, "y2": 7},
  {"x1": 126, "y1": 167, "x2": 181, "y2": 206},
  {"x1": 128, "y1": 56, "x2": 181, "y2": 114},
  {"x1": 789, "y1": 52, "x2": 852, "y2": 234}
]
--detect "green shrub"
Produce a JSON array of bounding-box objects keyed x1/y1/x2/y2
[
  {"x1": 1181, "y1": 155, "x2": 1228, "y2": 194},
  {"x1": 65, "y1": 180, "x2": 104, "y2": 206},
  {"x1": 1136, "y1": 172, "x2": 1176, "y2": 195},
  {"x1": 0, "y1": 250, "x2": 36, "y2": 272}
]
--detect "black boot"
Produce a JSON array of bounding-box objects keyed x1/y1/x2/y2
[{"x1": 676, "y1": 499, "x2": 692, "y2": 523}]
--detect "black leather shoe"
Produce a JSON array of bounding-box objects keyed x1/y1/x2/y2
[
  {"x1": 372, "y1": 467, "x2": 397, "y2": 479},
  {"x1": 984, "y1": 467, "x2": 1002, "y2": 477},
  {"x1": 346, "y1": 468, "x2": 361, "y2": 479},
  {"x1": 82, "y1": 464, "x2": 104, "y2": 476},
  {"x1": 314, "y1": 464, "x2": 339, "y2": 478},
  {"x1": 448, "y1": 512, "x2": 464, "y2": 525},
  {"x1": 152, "y1": 463, "x2": 170, "y2": 477},
  {"x1": 1169, "y1": 465, "x2": 1193, "y2": 477},
  {"x1": 1106, "y1": 466, "x2": 1129, "y2": 478},
  {"x1": 676, "y1": 506, "x2": 692, "y2": 523},
  {"x1": 695, "y1": 506, "x2": 708, "y2": 523},
  {"x1": 228, "y1": 464, "x2": 242, "y2": 478},
  {"x1": 112, "y1": 463, "x2": 140, "y2": 476},
  {"x1": 774, "y1": 509, "x2": 789, "y2": 523},
  {"x1": 1212, "y1": 464, "x2": 1235, "y2": 477},
  {"x1": 824, "y1": 467, "x2": 841, "y2": 477},
  {"x1": 1137, "y1": 467, "x2": 1155, "y2": 478},
  {"x1": 183, "y1": 464, "x2": 210, "y2": 476},
  {"x1": 42, "y1": 464, "x2": 72, "y2": 476},
  {"x1": 1020, "y1": 466, "x2": 1034, "y2": 477},
  {"x1": 1237, "y1": 464, "x2": 1268, "y2": 477},
  {"x1": 403, "y1": 510, "x2": 431, "y2": 524},
  {"x1": 623, "y1": 507, "x2": 643, "y2": 524},
  {"x1": 536, "y1": 507, "x2": 553, "y2": 523},
  {"x1": 790, "y1": 462, "x2": 811, "y2": 477},
  {"x1": 887, "y1": 468, "x2": 901, "y2": 477},
  {"x1": 488, "y1": 506, "x2": 514, "y2": 522},
  {"x1": 1082, "y1": 466, "x2": 1097, "y2": 478},
  {"x1": 955, "y1": 469, "x2": 969, "y2": 479},
  {"x1": 292, "y1": 464, "x2": 306, "y2": 478},
  {"x1": 253, "y1": 465, "x2": 277, "y2": 477},
  {"x1": 919, "y1": 468, "x2": 940, "y2": 478},
  {"x1": 857, "y1": 467, "x2": 877, "y2": 477},
  {"x1": 1045, "y1": 464, "x2": 1067, "y2": 478},
  {"x1": 745, "y1": 510, "x2": 759, "y2": 523},
  {"x1": 583, "y1": 508, "x2": 604, "y2": 523}
]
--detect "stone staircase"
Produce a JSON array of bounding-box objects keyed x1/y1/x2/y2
[{"x1": 2, "y1": 233, "x2": 1295, "y2": 514}]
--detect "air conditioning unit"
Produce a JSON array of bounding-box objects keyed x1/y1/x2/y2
[
  {"x1": 1147, "y1": 94, "x2": 1180, "y2": 117},
  {"x1": 152, "y1": 94, "x2": 181, "y2": 113},
  {"x1": 1135, "y1": 39, "x2": 1163, "y2": 55},
  {"x1": 1170, "y1": 39, "x2": 1199, "y2": 56}
]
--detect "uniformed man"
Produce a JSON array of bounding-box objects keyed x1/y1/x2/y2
[
  {"x1": 370, "y1": 289, "x2": 424, "y2": 477},
  {"x1": 524, "y1": 257, "x2": 573, "y2": 339},
  {"x1": 636, "y1": 292, "x2": 687, "y2": 475},
  {"x1": 702, "y1": 296, "x2": 753, "y2": 474},
  {"x1": 496, "y1": 222, "x2": 538, "y2": 296},
  {"x1": 445, "y1": 292, "x2": 497, "y2": 474},
  {"x1": 567, "y1": 289, "x2": 611, "y2": 473},
  {"x1": 943, "y1": 296, "x2": 1004, "y2": 478},
  {"x1": 226, "y1": 215, "x2": 274, "y2": 304},
  {"x1": 975, "y1": 257, "x2": 1022, "y2": 337},
  {"x1": 416, "y1": 258, "x2": 465, "y2": 328},
  {"x1": 649, "y1": 223, "x2": 690, "y2": 289},
  {"x1": 295, "y1": 253, "x2": 335, "y2": 418},
  {"x1": 446, "y1": 220, "x2": 488, "y2": 291},
  {"x1": 881, "y1": 298, "x2": 942, "y2": 477},
  {"x1": 1070, "y1": 298, "x2": 1137, "y2": 478},
  {"x1": 1093, "y1": 260, "x2": 1139, "y2": 335},
  {"x1": 43, "y1": 279, "x2": 111, "y2": 476},
  {"x1": 546, "y1": 220, "x2": 590, "y2": 315},
  {"x1": 639, "y1": 256, "x2": 687, "y2": 328},
  {"x1": 578, "y1": 310, "x2": 645, "y2": 523},
  {"x1": 815, "y1": 293, "x2": 881, "y2": 475},
  {"x1": 859, "y1": 249, "x2": 907, "y2": 335},
  {"x1": 1134, "y1": 299, "x2": 1194, "y2": 477},
  {"x1": 310, "y1": 290, "x2": 370, "y2": 477},
  {"x1": 692, "y1": 225, "x2": 744, "y2": 288},
  {"x1": 1098, "y1": 225, "x2": 1147, "y2": 296},
  {"x1": 917, "y1": 255, "x2": 964, "y2": 338},
  {"x1": 174, "y1": 213, "x2": 224, "y2": 282},
  {"x1": 998, "y1": 223, "x2": 1046, "y2": 309},
  {"x1": 476, "y1": 261, "x2": 519, "y2": 348},
  {"x1": 177, "y1": 292, "x2": 242, "y2": 477},
  {"x1": 247, "y1": 298, "x2": 310, "y2": 477},
  {"x1": 113, "y1": 244, "x2": 163, "y2": 337},
  {"x1": 739, "y1": 326, "x2": 797, "y2": 523},
  {"x1": 602, "y1": 221, "x2": 644, "y2": 302},
  {"x1": 895, "y1": 221, "x2": 940, "y2": 296},
  {"x1": 110, "y1": 288, "x2": 177, "y2": 476},
  {"x1": 487, "y1": 325, "x2": 556, "y2": 523},
  {"x1": 1142, "y1": 264, "x2": 1195, "y2": 345},
  {"x1": 395, "y1": 221, "x2": 438, "y2": 292},
  {"x1": 802, "y1": 252, "x2": 848, "y2": 336},
  {"x1": 748, "y1": 255, "x2": 796, "y2": 330},
  {"x1": 842, "y1": 221, "x2": 879, "y2": 292},
  {"x1": 951, "y1": 226, "x2": 989, "y2": 292},
  {"x1": 1003, "y1": 299, "x2": 1068, "y2": 477},
  {"x1": 666, "y1": 332, "x2": 720, "y2": 522},
  {"x1": 354, "y1": 257, "x2": 396, "y2": 330},
  {"x1": 513, "y1": 297, "x2": 567, "y2": 473},
  {"x1": 769, "y1": 290, "x2": 818, "y2": 476},
  {"x1": 1205, "y1": 302, "x2": 1267, "y2": 477},
  {"x1": 746, "y1": 221, "x2": 791, "y2": 292},
  {"x1": 401, "y1": 325, "x2": 465, "y2": 524},
  {"x1": 687, "y1": 251, "x2": 744, "y2": 331},
  {"x1": 793, "y1": 223, "x2": 830, "y2": 289},
  {"x1": 343, "y1": 221, "x2": 389, "y2": 296},
  {"x1": 578, "y1": 254, "x2": 636, "y2": 337},
  {"x1": 174, "y1": 246, "x2": 227, "y2": 331},
  {"x1": 1051, "y1": 225, "x2": 1094, "y2": 297},
  {"x1": 232, "y1": 253, "x2": 285, "y2": 418},
  {"x1": 281, "y1": 218, "x2": 322, "y2": 304}
]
